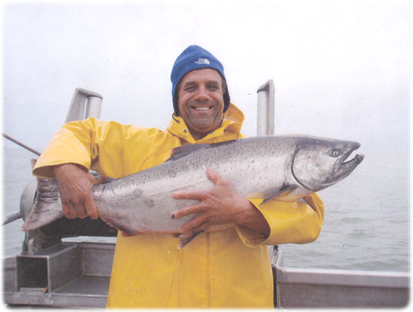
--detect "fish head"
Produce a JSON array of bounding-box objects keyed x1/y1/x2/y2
[{"x1": 292, "y1": 137, "x2": 364, "y2": 191}]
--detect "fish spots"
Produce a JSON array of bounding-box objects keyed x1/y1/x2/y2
[
  {"x1": 132, "y1": 188, "x2": 144, "y2": 197},
  {"x1": 143, "y1": 198, "x2": 155, "y2": 208},
  {"x1": 168, "y1": 169, "x2": 178, "y2": 179}
]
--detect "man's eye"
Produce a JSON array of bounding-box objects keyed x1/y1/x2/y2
[
  {"x1": 208, "y1": 85, "x2": 219, "y2": 91},
  {"x1": 184, "y1": 86, "x2": 196, "y2": 92}
]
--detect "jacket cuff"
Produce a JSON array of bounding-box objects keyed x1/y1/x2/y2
[
  {"x1": 235, "y1": 198, "x2": 271, "y2": 247},
  {"x1": 236, "y1": 194, "x2": 324, "y2": 247}
]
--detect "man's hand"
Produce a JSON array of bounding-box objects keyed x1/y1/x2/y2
[
  {"x1": 53, "y1": 163, "x2": 99, "y2": 220},
  {"x1": 171, "y1": 167, "x2": 270, "y2": 237}
]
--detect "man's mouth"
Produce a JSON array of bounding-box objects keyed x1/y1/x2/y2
[{"x1": 191, "y1": 106, "x2": 212, "y2": 111}]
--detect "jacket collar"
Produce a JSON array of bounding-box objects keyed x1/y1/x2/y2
[{"x1": 166, "y1": 103, "x2": 244, "y2": 144}]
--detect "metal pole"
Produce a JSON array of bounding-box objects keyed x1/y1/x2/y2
[
  {"x1": 257, "y1": 80, "x2": 275, "y2": 136},
  {"x1": 65, "y1": 88, "x2": 103, "y2": 123},
  {"x1": 2, "y1": 133, "x2": 41, "y2": 156}
]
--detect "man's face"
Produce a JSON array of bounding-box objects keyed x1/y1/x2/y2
[{"x1": 178, "y1": 68, "x2": 225, "y2": 140}]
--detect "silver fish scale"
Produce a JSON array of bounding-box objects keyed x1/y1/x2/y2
[{"x1": 93, "y1": 137, "x2": 299, "y2": 233}]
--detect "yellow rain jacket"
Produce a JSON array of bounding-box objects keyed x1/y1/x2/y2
[{"x1": 33, "y1": 104, "x2": 324, "y2": 308}]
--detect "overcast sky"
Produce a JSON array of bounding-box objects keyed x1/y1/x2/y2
[{"x1": 2, "y1": 1, "x2": 410, "y2": 152}]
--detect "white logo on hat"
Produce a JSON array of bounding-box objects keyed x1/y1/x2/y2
[{"x1": 195, "y1": 58, "x2": 210, "y2": 65}]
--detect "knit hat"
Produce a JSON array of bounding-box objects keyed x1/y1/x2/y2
[{"x1": 170, "y1": 45, "x2": 230, "y2": 115}]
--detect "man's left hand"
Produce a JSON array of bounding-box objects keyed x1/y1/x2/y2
[{"x1": 171, "y1": 167, "x2": 270, "y2": 237}]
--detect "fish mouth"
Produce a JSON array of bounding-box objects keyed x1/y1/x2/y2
[
  {"x1": 341, "y1": 154, "x2": 365, "y2": 169},
  {"x1": 332, "y1": 144, "x2": 364, "y2": 182}
]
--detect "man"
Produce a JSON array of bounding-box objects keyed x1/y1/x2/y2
[{"x1": 33, "y1": 45, "x2": 324, "y2": 308}]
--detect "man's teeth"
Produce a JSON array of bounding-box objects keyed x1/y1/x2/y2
[{"x1": 194, "y1": 107, "x2": 210, "y2": 111}]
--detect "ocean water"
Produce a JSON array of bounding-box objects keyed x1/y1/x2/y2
[
  {"x1": 2, "y1": 148, "x2": 409, "y2": 272},
  {"x1": 3, "y1": 148, "x2": 35, "y2": 255},
  {"x1": 281, "y1": 150, "x2": 409, "y2": 272}
]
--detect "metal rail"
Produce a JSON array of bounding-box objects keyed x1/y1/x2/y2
[{"x1": 271, "y1": 247, "x2": 409, "y2": 308}]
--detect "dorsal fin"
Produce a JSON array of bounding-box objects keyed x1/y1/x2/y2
[
  {"x1": 166, "y1": 140, "x2": 237, "y2": 162},
  {"x1": 166, "y1": 144, "x2": 211, "y2": 162}
]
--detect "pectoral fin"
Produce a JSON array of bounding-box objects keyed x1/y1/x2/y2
[
  {"x1": 97, "y1": 176, "x2": 116, "y2": 184},
  {"x1": 262, "y1": 185, "x2": 297, "y2": 204},
  {"x1": 178, "y1": 230, "x2": 205, "y2": 249}
]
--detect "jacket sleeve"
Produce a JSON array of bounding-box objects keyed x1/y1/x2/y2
[
  {"x1": 32, "y1": 117, "x2": 153, "y2": 179},
  {"x1": 235, "y1": 193, "x2": 324, "y2": 247},
  {"x1": 33, "y1": 118, "x2": 98, "y2": 178}
]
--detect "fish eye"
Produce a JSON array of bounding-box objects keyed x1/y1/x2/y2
[{"x1": 332, "y1": 151, "x2": 339, "y2": 157}]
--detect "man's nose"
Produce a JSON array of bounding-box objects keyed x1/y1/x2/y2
[{"x1": 194, "y1": 86, "x2": 210, "y2": 102}]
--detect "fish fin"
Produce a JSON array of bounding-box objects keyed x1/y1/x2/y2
[
  {"x1": 22, "y1": 177, "x2": 65, "y2": 231},
  {"x1": 121, "y1": 231, "x2": 144, "y2": 238},
  {"x1": 31, "y1": 158, "x2": 38, "y2": 168},
  {"x1": 166, "y1": 140, "x2": 238, "y2": 162},
  {"x1": 178, "y1": 230, "x2": 205, "y2": 249},
  {"x1": 262, "y1": 185, "x2": 297, "y2": 204},
  {"x1": 97, "y1": 176, "x2": 116, "y2": 185},
  {"x1": 99, "y1": 214, "x2": 143, "y2": 236},
  {"x1": 166, "y1": 144, "x2": 210, "y2": 162}
]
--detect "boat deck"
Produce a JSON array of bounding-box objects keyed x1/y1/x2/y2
[{"x1": 3, "y1": 242, "x2": 409, "y2": 308}]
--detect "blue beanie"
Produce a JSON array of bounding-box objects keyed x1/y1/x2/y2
[{"x1": 170, "y1": 45, "x2": 230, "y2": 115}]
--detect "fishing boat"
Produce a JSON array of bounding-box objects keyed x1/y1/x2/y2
[{"x1": 3, "y1": 82, "x2": 409, "y2": 308}]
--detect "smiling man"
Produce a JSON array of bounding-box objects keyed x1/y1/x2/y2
[
  {"x1": 177, "y1": 68, "x2": 224, "y2": 140},
  {"x1": 171, "y1": 45, "x2": 230, "y2": 141},
  {"x1": 32, "y1": 45, "x2": 324, "y2": 308}
]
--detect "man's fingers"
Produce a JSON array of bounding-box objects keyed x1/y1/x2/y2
[
  {"x1": 62, "y1": 204, "x2": 73, "y2": 219},
  {"x1": 171, "y1": 168, "x2": 235, "y2": 230},
  {"x1": 61, "y1": 192, "x2": 97, "y2": 219},
  {"x1": 171, "y1": 205, "x2": 200, "y2": 219},
  {"x1": 85, "y1": 174, "x2": 98, "y2": 219},
  {"x1": 172, "y1": 168, "x2": 225, "y2": 202},
  {"x1": 205, "y1": 167, "x2": 223, "y2": 186},
  {"x1": 172, "y1": 190, "x2": 205, "y2": 200},
  {"x1": 77, "y1": 208, "x2": 88, "y2": 219},
  {"x1": 73, "y1": 200, "x2": 88, "y2": 219},
  {"x1": 171, "y1": 206, "x2": 211, "y2": 234},
  {"x1": 84, "y1": 196, "x2": 99, "y2": 220},
  {"x1": 54, "y1": 164, "x2": 99, "y2": 220},
  {"x1": 88, "y1": 173, "x2": 98, "y2": 185}
]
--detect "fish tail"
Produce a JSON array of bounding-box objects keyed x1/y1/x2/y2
[
  {"x1": 178, "y1": 230, "x2": 205, "y2": 249},
  {"x1": 21, "y1": 177, "x2": 65, "y2": 231}
]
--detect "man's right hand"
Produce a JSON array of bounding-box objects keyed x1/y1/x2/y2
[{"x1": 53, "y1": 163, "x2": 99, "y2": 220}]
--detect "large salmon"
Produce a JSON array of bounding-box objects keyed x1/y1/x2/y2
[{"x1": 23, "y1": 135, "x2": 364, "y2": 248}]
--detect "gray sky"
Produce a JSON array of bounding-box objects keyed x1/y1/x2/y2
[{"x1": 2, "y1": 1, "x2": 410, "y2": 151}]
